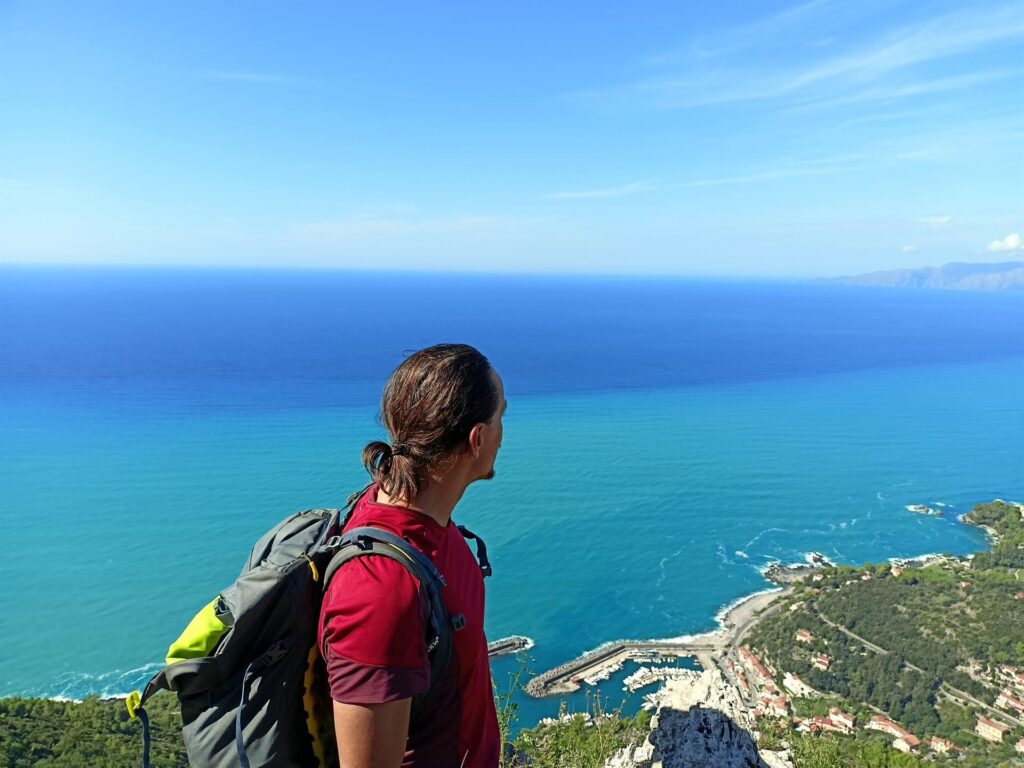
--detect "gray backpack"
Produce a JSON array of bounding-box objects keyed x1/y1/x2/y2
[{"x1": 128, "y1": 494, "x2": 491, "y2": 768}]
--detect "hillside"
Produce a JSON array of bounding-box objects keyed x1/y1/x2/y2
[
  {"x1": 822, "y1": 261, "x2": 1024, "y2": 291},
  {"x1": 746, "y1": 500, "x2": 1024, "y2": 766}
]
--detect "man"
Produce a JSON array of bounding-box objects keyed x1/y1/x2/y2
[{"x1": 319, "y1": 343, "x2": 506, "y2": 767}]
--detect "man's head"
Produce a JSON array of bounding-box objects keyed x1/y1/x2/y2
[{"x1": 362, "y1": 343, "x2": 505, "y2": 503}]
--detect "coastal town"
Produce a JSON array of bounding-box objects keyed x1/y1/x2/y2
[{"x1": 523, "y1": 499, "x2": 1024, "y2": 765}]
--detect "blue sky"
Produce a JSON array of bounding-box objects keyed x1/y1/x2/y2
[{"x1": 1, "y1": 1, "x2": 1021, "y2": 276}]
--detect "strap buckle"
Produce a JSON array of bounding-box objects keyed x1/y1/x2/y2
[
  {"x1": 319, "y1": 535, "x2": 343, "y2": 554},
  {"x1": 125, "y1": 690, "x2": 142, "y2": 719}
]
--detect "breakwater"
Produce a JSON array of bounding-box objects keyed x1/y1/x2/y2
[
  {"x1": 487, "y1": 635, "x2": 533, "y2": 658},
  {"x1": 524, "y1": 639, "x2": 722, "y2": 697}
]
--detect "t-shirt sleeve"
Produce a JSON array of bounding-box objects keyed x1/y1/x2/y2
[{"x1": 318, "y1": 554, "x2": 430, "y2": 704}]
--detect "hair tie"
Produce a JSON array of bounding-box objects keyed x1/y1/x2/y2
[{"x1": 390, "y1": 443, "x2": 408, "y2": 457}]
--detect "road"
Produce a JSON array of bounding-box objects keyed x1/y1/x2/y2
[{"x1": 816, "y1": 608, "x2": 1023, "y2": 730}]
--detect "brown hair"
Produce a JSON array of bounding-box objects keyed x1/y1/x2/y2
[{"x1": 362, "y1": 343, "x2": 499, "y2": 502}]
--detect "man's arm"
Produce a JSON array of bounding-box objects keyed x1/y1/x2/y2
[{"x1": 333, "y1": 697, "x2": 411, "y2": 768}]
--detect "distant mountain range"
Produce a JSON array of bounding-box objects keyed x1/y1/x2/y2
[{"x1": 822, "y1": 261, "x2": 1024, "y2": 291}]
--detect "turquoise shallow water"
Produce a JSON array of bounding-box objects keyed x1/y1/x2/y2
[{"x1": 1, "y1": 270, "x2": 1022, "y2": 728}]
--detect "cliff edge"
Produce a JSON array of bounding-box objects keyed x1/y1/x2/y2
[{"x1": 605, "y1": 668, "x2": 794, "y2": 768}]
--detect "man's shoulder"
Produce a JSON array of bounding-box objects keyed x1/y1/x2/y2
[{"x1": 327, "y1": 547, "x2": 421, "y2": 597}]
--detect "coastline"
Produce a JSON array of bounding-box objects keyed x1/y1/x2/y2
[
  {"x1": 6, "y1": 506, "x2": 1014, "y2": 719},
  {"x1": 594, "y1": 500, "x2": 1021, "y2": 765},
  {"x1": 524, "y1": 585, "x2": 792, "y2": 698},
  {"x1": 660, "y1": 586, "x2": 788, "y2": 646},
  {"x1": 522, "y1": 507, "x2": 1004, "y2": 705}
]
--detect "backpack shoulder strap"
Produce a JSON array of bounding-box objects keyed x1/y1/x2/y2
[
  {"x1": 338, "y1": 526, "x2": 447, "y2": 586},
  {"x1": 321, "y1": 527, "x2": 455, "y2": 709},
  {"x1": 457, "y1": 524, "x2": 492, "y2": 578}
]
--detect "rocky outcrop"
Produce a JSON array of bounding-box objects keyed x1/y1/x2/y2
[{"x1": 604, "y1": 668, "x2": 794, "y2": 768}]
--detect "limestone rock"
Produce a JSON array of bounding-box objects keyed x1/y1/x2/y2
[{"x1": 604, "y1": 668, "x2": 794, "y2": 768}]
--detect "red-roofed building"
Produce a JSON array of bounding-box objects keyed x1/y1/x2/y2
[
  {"x1": 809, "y1": 716, "x2": 848, "y2": 734},
  {"x1": 811, "y1": 653, "x2": 832, "y2": 671},
  {"x1": 976, "y1": 716, "x2": 1010, "y2": 743},
  {"x1": 828, "y1": 708, "x2": 856, "y2": 731},
  {"x1": 795, "y1": 629, "x2": 814, "y2": 643},
  {"x1": 998, "y1": 665, "x2": 1024, "y2": 690},
  {"x1": 866, "y1": 716, "x2": 920, "y2": 750},
  {"x1": 928, "y1": 736, "x2": 956, "y2": 754},
  {"x1": 762, "y1": 695, "x2": 790, "y2": 718},
  {"x1": 997, "y1": 689, "x2": 1024, "y2": 714},
  {"x1": 1015, "y1": 737, "x2": 1024, "y2": 755},
  {"x1": 739, "y1": 646, "x2": 774, "y2": 685},
  {"x1": 810, "y1": 712, "x2": 853, "y2": 735},
  {"x1": 893, "y1": 738, "x2": 916, "y2": 754}
]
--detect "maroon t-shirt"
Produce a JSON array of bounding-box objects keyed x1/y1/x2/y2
[{"x1": 318, "y1": 486, "x2": 500, "y2": 767}]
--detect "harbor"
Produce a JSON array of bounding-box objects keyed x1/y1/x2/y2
[{"x1": 523, "y1": 588, "x2": 789, "y2": 698}]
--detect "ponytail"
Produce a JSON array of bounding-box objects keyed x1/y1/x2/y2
[{"x1": 361, "y1": 440, "x2": 419, "y2": 503}]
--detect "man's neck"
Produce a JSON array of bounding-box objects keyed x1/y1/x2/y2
[{"x1": 376, "y1": 477, "x2": 466, "y2": 528}]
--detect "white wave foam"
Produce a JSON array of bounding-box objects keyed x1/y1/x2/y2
[
  {"x1": 743, "y1": 527, "x2": 785, "y2": 550},
  {"x1": 571, "y1": 586, "x2": 787, "y2": 660},
  {"x1": 734, "y1": 550, "x2": 749, "y2": 559},
  {"x1": 888, "y1": 552, "x2": 945, "y2": 566},
  {"x1": 713, "y1": 587, "x2": 784, "y2": 625},
  {"x1": 42, "y1": 662, "x2": 164, "y2": 702}
]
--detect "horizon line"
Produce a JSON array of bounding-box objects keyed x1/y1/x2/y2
[{"x1": 1, "y1": 260, "x2": 1022, "y2": 281}]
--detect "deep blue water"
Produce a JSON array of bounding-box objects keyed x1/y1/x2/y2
[{"x1": 1, "y1": 268, "x2": 1022, "y2": 728}]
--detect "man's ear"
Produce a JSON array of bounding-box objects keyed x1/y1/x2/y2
[{"x1": 468, "y1": 423, "x2": 485, "y2": 457}]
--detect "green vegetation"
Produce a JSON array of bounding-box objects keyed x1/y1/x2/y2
[
  {"x1": 0, "y1": 682, "x2": 649, "y2": 768},
  {"x1": 509, "y1": 699, "x2": 651, "y2": 768},
  {"x1": 748, "y1": 500, "x2": 1024, "y2": 765},
  {"x1": 0, "y1": 693, "x2": 186, "y2": 768},
  {"x1": 968, "y1": 500, "x2": 1024, "y2": 570}
]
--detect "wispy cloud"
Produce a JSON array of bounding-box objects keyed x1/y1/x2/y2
[
  {"x1": 781, "y1": 69, "x2": 1021, "y2": 112},
  {"x1": 545, "y1": 154, "x2": 871, "y2": 202},
  {"x1": 782, "y1": 4, "x2": 1024, "y2": 90},
  {"x1": 988, "y1": 232, "x2": 1023, "y2": 252},
  {"x1": 199, "y1": 70, "x2": 291, "y2": 85},
  {"x1": 573, "y1": 3, "x2": 1024, "y2": 111},
  {"x1": 547, "y1": 180, "x2": 658, "y2": 200},
  {"x1": 902, "y1": 244, "x2": 917, "y2": 253},
  {"x1": 918, "y1": 215, "x2": 952, "y2": 228},
  {"x1": 646, "y1": 0, "x2": 857, "y2": 65}
]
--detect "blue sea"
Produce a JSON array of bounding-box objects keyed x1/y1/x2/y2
[{"x1": 1, "y1": 268, "x2": 1023, "y2": 729}]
